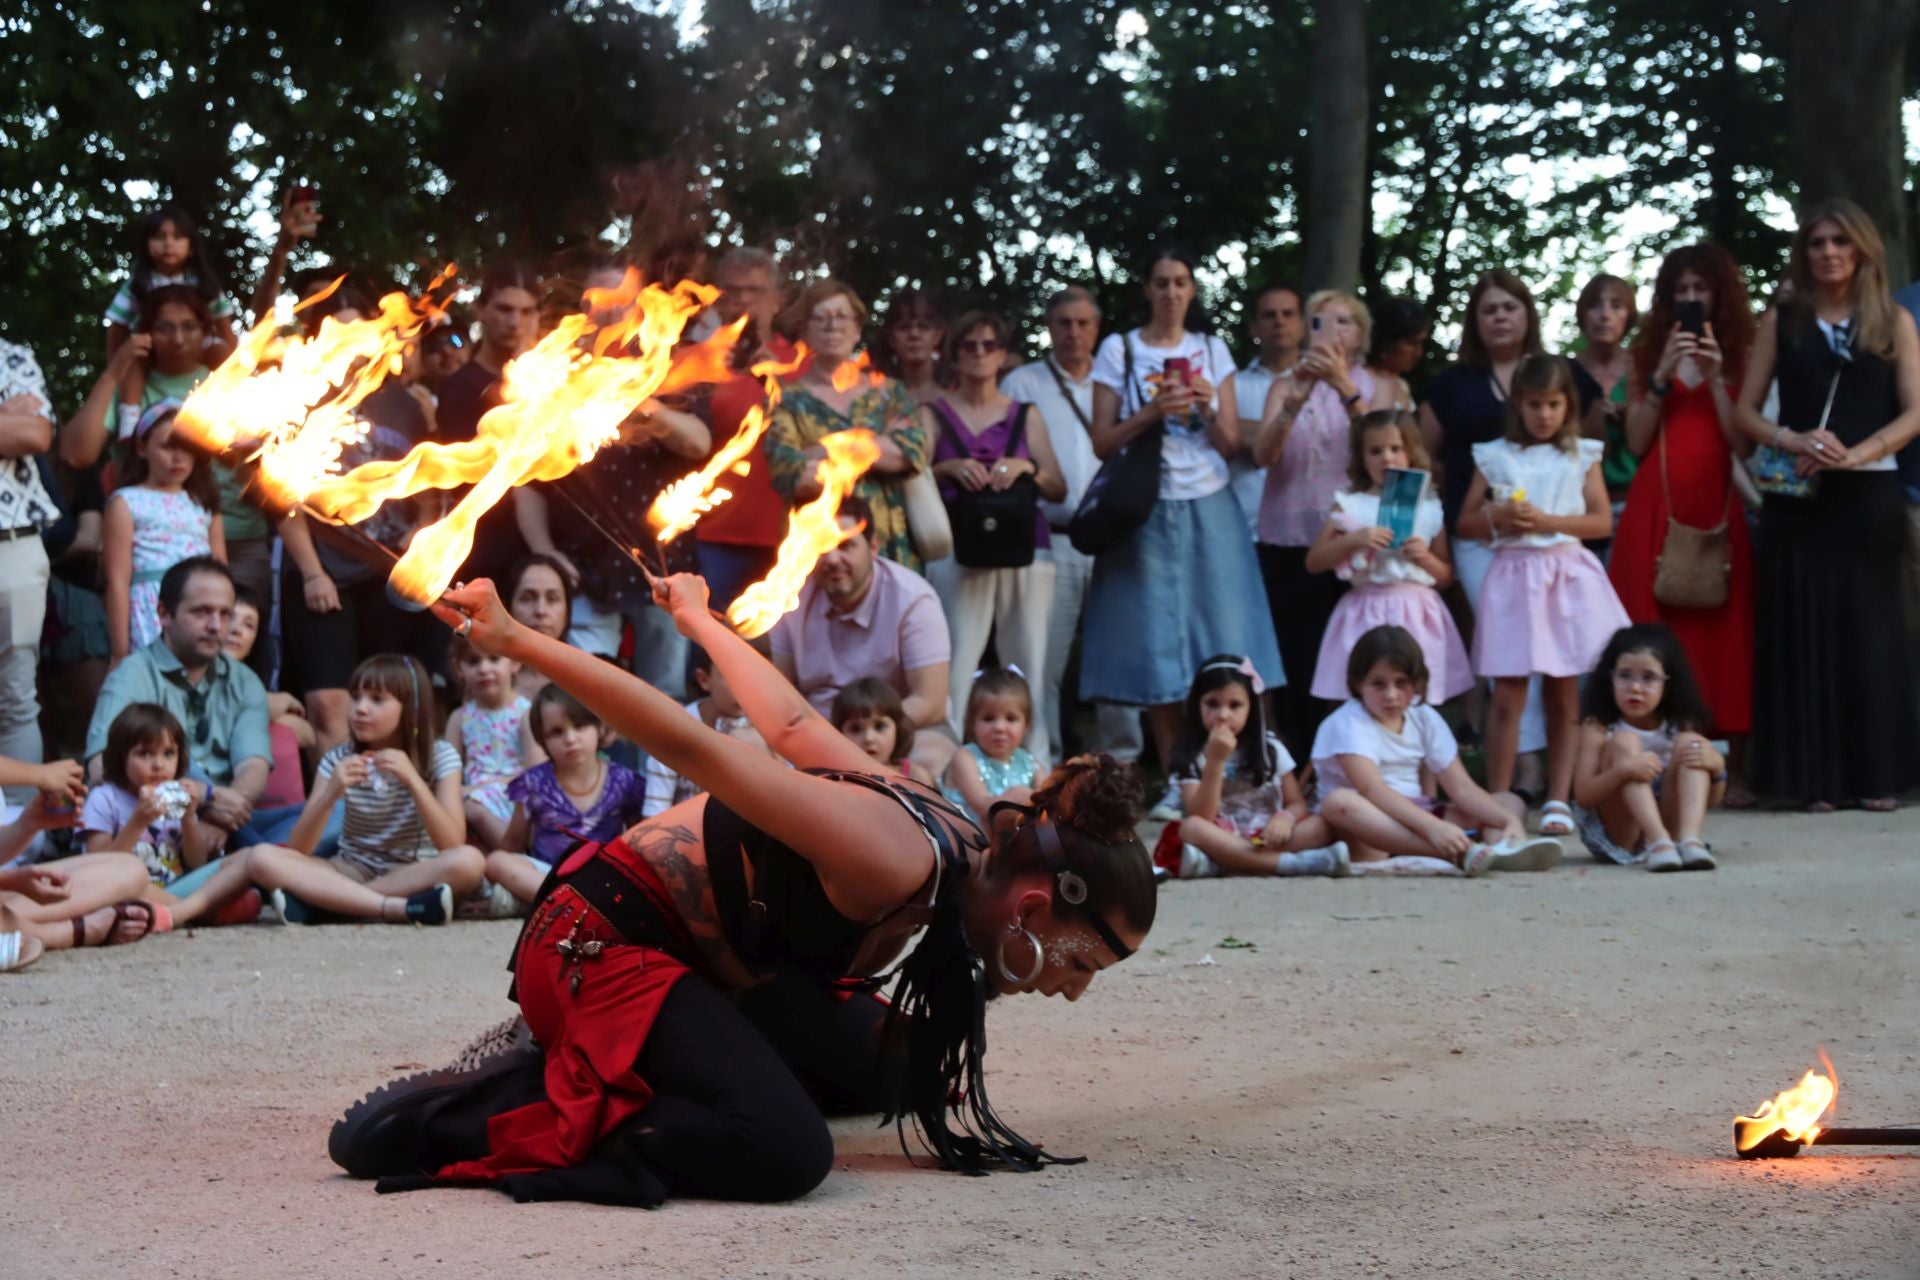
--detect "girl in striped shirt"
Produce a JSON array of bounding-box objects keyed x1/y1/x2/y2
[{"x1": 244, "y1": 655, "x2": 484, "y2": 925}]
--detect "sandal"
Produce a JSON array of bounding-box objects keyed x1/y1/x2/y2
[
  {"x1": 1537, "y1": 800, "x2": 1575, "y2": 836},
  {"x1": 70, "y1": 899, "x2": 172, "y2": 948},
  {"x1": 1861, "y1": 797, "x2": 1899, "y2": 814},
  {"x1": 0, "y1": 931, "x2": 43, "y2": 973}
]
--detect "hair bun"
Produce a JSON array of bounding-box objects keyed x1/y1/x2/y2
[{"x1": 1034, "y1": 754, "x2": 1144, "y2": 844}]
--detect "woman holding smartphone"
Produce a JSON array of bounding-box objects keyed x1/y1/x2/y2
[
  {"x1": 1607, "y1": 245, "x2": 1757, "y2": 796},
  {"x1": 1255, "y1": 289, "x2": 1394, "y2": 753}
]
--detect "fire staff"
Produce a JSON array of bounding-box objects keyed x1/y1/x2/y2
[{"x1": 328, "y1": 572, "x2": 1157, "y2": 1206}]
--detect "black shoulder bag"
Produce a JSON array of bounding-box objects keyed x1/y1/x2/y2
[
  {"x1": 936, "y1": 401, "x2": 1040, "y2": 569},
  {"x1": 1068, "y1": 333, "x2": 1163, "y2": 555}
]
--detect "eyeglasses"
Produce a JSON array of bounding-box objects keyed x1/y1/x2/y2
[
  {"x1": 811, "y1": 312, "x2": 858, "y2": 330},
  {"x1": 957, "y1": 339, "x2": 1003, "y2": 355},
  {"x1": 1611, "y1": 670, "x2": 1667, "y2": 688}
]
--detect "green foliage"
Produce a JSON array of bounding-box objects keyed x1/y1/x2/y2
[{"x1": 0, "y1": 0, "x2": 1868, "y2": 412}]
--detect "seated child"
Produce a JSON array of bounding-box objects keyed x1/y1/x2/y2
[
  {"x1": 831, "y1": 677, "x2": 935, "y2": 785},
  {"x1": 643, "y1": 643, "x2": 768, "y2": 817},
  {"x1": 79, "y1": 702, "x2": 260, "y2": 926},
  {"x1": 224, "y1": 589, "x2": 312, "y2": 809},
  {"x1": 1152, "y1": 655, "x2": 1349, "y2": 879},
  {"x1": 1572, "y1": 623, "x2": 1723, "y2": 871},
  {"x1": 446, "y1": 634, "x2": 542, "y2": 850},
  {"x1": 1314, "y1": 626, "x2": 1564, "y2": 876},
  {"x1": 486, "y1": 683, "x2": 649, "y2": 911},
  {"x1": 941, "y1": 666, "x2": 1045, "y2": 824}
]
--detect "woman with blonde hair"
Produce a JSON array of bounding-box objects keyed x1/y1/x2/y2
[
  {"x1": 1733, "y1": 198, "x2": 1920, "y2": 811},
  {"x1": 1255, "y1": 288, "x2": 1395, "y2": 753}
]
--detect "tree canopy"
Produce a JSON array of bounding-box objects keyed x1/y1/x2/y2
[{"x1": 1, "y1": 0, "x2": 1910, "y2": 410}]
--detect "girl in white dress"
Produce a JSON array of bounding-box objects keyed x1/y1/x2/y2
[{"x1": 1304, "y1": 410, "x2": 1471, "y2": 704}]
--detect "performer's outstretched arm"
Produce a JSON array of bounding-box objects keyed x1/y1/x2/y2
[{"x1": 436, "y1": 577, "x2": 934, "y2": 918}]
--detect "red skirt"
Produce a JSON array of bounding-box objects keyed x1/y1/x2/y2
[{"x1": 434, "y1": 858, "x2": 691, "y2": 1186}]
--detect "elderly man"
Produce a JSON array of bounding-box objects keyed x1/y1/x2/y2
[
  {"x1": 86, "y1": 557, "x2": 329, "y2": 851},
  {"x1": 0, "y1": 339, "x2": 60, "y2": 800},
  {"x1": 769, "y1": 496, "x2": 951, "y2": 773},
  {"x1": 1000, "y1": 286, "x2": 1143, "y2": 764}
]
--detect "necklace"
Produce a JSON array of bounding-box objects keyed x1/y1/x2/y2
[{"x1": 559, "y1": 761, "x2": 605, "y2": 801}]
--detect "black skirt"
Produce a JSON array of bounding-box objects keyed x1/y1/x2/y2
[{"x1": 1751, "y1": 471, "x2": 1920, "y2": 804}]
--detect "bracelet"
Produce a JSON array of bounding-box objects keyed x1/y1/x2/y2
[
  {"x1": 1770, "y1": 425, "x2": 1787, "y2": 450},
  {"x1": 1342, "y1": 391, "x2": 1362, "y2": 409}
]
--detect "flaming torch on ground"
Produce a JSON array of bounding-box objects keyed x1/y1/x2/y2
[{"x1": 1733, "y1": 1053, "x2": 1920, "y2": 1158}]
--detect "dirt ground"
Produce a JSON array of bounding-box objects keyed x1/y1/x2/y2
[{"x1": 3, "y1": 807, "x2": 1916, "y2": 1279}]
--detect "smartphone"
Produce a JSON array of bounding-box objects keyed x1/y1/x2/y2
[
  {"x1": 1162, "y1": 356, "x2": 1191, "y2": 385},
  {"x1": 290, "y1": 181, "x2": 317, "y2": 205},
  {"x1": 1310, "y1": 313, "x2": 1325, "y2": 338},
  {"x1": 1675, "y1": 300, "x2": 1706, "y2": 336}
]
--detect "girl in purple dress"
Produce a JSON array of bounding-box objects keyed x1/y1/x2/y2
[{"x1": 483, "y1": 683, "x2": 647, "y2": 913}]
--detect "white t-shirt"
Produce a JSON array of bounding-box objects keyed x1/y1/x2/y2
[
  {"x1": 1311, "y1": 700, "x2": 1458, "y2": 801},
  {"x1": 1223, "y1": 360, "x2": 1283, "y2": 536},
  {"x1": 1091, "y1": 329, "x2": 1236, "y2": 501}
]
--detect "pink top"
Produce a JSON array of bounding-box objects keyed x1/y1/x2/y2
[
  {"x1": 1257, "y1": 367, "x2": 1376, "y2": 547},
  {"x1": 260, "y1": 721, "x2": 307, "y2": 809},
  {"x1": 770, "y1": 556, "x2": 952, "y2": 720}
]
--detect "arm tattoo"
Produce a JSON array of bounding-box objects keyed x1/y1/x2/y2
[{"x1": 633, "y1": 820, "x2": 748, "y2": 983}]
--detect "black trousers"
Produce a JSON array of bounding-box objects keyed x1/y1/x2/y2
[
  {"x1": 1256, "y1": 541, "x2": 1344, "y2": 760},
  {"x1": 428, "y1": 972, "x2": 893, "y2": 1206}
]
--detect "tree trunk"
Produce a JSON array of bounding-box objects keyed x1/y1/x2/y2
[
  {"x1": 1303, "y1": 0, "x2": 1369, "y2": 292},
  {"x1": 1783, "y1": 0, "x2": 1919, "y2": 283}
]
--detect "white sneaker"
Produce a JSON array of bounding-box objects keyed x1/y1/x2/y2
[
  {"x1": 1487, "y1": 835, "x2": 1563, "y2": 873},
  {"x1": 487, "y1": 881, "x2": 527, "y2": 918},
  {"x1": 1149, "y1": 782, "x2": 1182, "y2": 822},
  {"x1": 1460, "y1": 844, "x2": 1495, "y2": 877},
  {"x1": 1178, "y1": 844, "x2": 1219, "y2": 880}
]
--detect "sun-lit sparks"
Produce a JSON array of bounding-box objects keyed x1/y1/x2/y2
[
  {"x1": 1735, "y1": 1059, "x2": 1838, "y2": 1152},
  {"x1": 725, "y1": 429, "x2": 880, "y2": 638},
  {"x1": 647, "y1": 343, "x2": 812, "y2": 543},
  {"x1": 173, "y1": 273, "x2": 453, "y2": 505}
]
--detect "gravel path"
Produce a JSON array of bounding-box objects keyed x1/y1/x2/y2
[{"x1": 3, "y1": 809, "x2": 1916, "y2": 1278}]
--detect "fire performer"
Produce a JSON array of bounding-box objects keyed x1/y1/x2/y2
[{"x1": 330, "y1": 571, "x2": 1156, "y2": 1205}]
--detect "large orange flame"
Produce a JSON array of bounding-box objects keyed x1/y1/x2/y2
[
  {"x1": 1735, "y1": 1056, "x2": 1837, "y2": 1152},
  {"x1": 647, "y1": 343, "x2": 811, "y2": 543},
  {"x1": 178, "y1": 269, "x2": 726, "y2": 607},
  {"x1": 726, "y1": 429, "x2": 880, "y2": 638},
  {"x1": 173, "y1": 274, "x2": 452, "y2": 507}
]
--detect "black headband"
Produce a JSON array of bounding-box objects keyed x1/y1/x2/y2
[{"x1": 1031, "y1": 813, "x2": 1134, "y2": 963}]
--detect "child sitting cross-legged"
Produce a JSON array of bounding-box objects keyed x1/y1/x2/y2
[
  {"x1": 1152, "y1": 655, "x2": 1349, "y2": 880},
  {"x1": 1314, "y1": 626, "x2": 1564, "y2": 877},
  {"x1": 244, "y1": 654, "x2": 484, "y2": 924}
]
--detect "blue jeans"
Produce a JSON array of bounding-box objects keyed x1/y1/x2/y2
[
  {"x1": 695, "y1": 541, "x2": 777, "y2": 610},
  {"x1": 232, "y1": 800, "x2": 344, "y2": 857}
]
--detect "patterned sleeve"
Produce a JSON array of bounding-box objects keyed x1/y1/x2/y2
[
  {"x1": 315, "y1": 741, "x2": 349, "y2": 783},
  {"x1": 764, "y1": 400, "x2": 809, "y2": 501},
  {"x1": 206, "y1": 292, "x2": 237, "y2": 320},
  {"x1": 883, "y1": 381, "x2": 931, "y2": 472},
  {"x1": 613, "y1": 763, "x2": 652, "y2": 827}
]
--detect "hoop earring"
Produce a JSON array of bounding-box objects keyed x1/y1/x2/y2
[{"x1": 996, "y1": 925, "x2": 1045, "y2": 986}]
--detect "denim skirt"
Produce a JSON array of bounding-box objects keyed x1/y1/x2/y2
[{"x1": 1079, "y1": 489, "x2": 1284, "y2": 706}]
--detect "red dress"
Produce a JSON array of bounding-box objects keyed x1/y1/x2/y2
[{"x1": 1607, "y1": 381, "x2": 1754, "y2": 734}]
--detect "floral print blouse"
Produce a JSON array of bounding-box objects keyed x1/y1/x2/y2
[{"x1": 764, "y1": 375, "x2": 932, "y2": 570}]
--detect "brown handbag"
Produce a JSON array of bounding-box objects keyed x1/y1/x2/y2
[{"x1": 1651, "y1": 427, "x2": 1733, "y2": 610}]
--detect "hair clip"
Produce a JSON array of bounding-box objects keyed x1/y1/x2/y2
[
  {"x1": 972, "y1": 663, "x2": 1026, "y2": 681},
  {"x1": 1200, "y1": 655, "x2": 1264, "y2": 696},
  {"x1": 1056, "y1": 869, "x2": 1088, "y2": 905}
]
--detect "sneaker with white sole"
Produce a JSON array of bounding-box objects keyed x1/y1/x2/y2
[
  {"x1": 1677, "y1": 838, "x2": 1716, "y2": 871},
  {"x1": 1487, "y1": 835, "x2": 1563, "y2": 873},
  {"x1": 404, "y1": 884, "x2": 455, "y2": 925},
  {"x1": 270, "y1": 887, "x2": 311, "y2": 925},
  {"x1": 1149, "y1": 781, "x2": 1182, "y2": 822},
  {"x1": 1276, "y1": 842, "x2": 1351, "y2": 878}
]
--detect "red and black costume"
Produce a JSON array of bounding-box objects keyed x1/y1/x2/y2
[{"x1": 338, "y1": 772, "x2": 1116, "y2": 1205}]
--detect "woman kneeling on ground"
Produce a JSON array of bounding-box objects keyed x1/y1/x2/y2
[{"x1": 330, "y1": 572, "x2": 1156, "y2": 1206}]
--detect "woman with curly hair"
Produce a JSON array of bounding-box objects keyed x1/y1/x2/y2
[{"x1": 1607, "y1": 244, "x2": 1757, "y2": 762}]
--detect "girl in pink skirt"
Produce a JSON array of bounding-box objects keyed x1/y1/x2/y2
[
  {"x1": 1457, "y1": 356, "x2": 1629, "y2": 834},
  {"x1": 1304, "y1": 410, "x2": 1472, "y2": 706}
]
